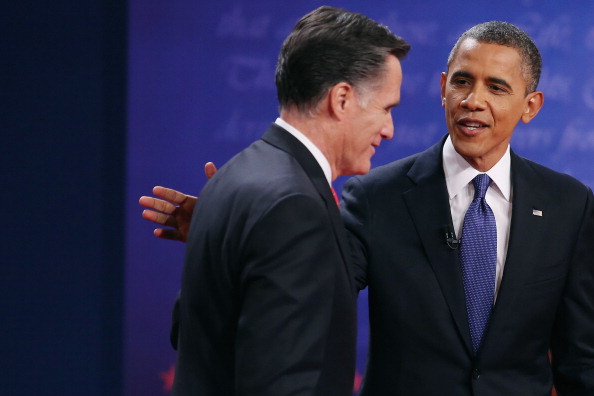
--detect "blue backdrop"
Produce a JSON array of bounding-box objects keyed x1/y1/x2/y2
[
  {"x1": 125, "y1": 1, "x2": 594, "y2": 394},
  {"x1": 3, "y1": 2, "x2": 126, "y2": 395}
]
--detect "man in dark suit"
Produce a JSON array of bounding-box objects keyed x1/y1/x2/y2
[
  {"x1": 148, "y1": 6, "x2": 410, "y2": 396},
  {"x1": 341, "y1": 22, "x2": 594, "y2": 395},
  {"x1": 142, "y1": 21, "x2": 594, "y2": 395}
]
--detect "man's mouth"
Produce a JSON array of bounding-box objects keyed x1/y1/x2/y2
[{"x1": 457, "y1": 118, "x2": 489, "y2": 133}]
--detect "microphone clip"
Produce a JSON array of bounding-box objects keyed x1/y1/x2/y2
[{"x1": 445, "y1": 231, "x2": 461, "y2": 250}]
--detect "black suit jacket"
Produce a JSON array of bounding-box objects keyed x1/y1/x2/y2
[
  {"x1": 342, "y1": 136, "x2": 594, "y2": 395},
  {"x1": 173, "y1": 124, "x2": 357, "y2": 396}
]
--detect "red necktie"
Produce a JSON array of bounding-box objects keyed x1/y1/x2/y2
[{"x1": 331, "y1": 187, "x2": 340, "y2": 207}]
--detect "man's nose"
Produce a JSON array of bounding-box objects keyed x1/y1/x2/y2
[
  {"x1": 382, "y1": 115, "x2": 395, "y2": 140},
  {"x1": 461, "y1": 88, "x2": 487, "y2": 111}
]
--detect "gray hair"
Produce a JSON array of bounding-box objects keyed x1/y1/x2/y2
[{"x1": 276, "y1": 6, "x2": 410, "y2": 114}]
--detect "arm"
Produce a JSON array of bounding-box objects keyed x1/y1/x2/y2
[
  {"x1": 138, "y1": 162, "x2": 217, "y2": 242},
  {"x1": 341, "y1": 176, "x2": 370, "y2": 291},
  {"x1": 551, "y1": 187, "x2": 594, "y2": 394}
]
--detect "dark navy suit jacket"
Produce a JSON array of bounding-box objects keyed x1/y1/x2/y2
[
  {"x1": 173, "y1": 124, "x2": 357, "y2": 396},
  {"x1": 342, "y1": 136, "x2": 594, "y2": 396}
]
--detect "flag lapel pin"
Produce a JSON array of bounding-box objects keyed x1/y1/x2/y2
[{"x1": 532, "y1": 209, "x2": 543, "y2": 217}]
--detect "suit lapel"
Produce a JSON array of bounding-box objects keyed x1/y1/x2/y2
[
  {"x1": 403, "y1": 138, "x2": 473, "y2": 354},
  {"x1": 261, "y1": 124, "x2": 354, "y2": 292},
  {"x1": 486, "y1": 152, "x2": 549, "y2": 336},
  {"x1": 402, "y1": 145, "x2": 552, "y2": 357}
]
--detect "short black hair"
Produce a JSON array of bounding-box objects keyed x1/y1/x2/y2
[
  {"x1": 276, "y1": 6, "x2": 410, "y2": 113},
  {"x1": 447, "y1": 21, "x2": 542, "y2": 94}
]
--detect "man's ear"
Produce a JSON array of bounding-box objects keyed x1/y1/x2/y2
[
  {"x1": 440, "y1": 72, "x2": 448, "y2": 107},
  {"x1": 521, "y1": 91, "x2": 544, "y2": 123},
  {"x1": 328, "y1": 82, "x2": 354, "y2": 120}
]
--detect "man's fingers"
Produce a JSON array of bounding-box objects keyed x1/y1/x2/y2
[
  {"x1": 153, "y1": 186, "x2": 197, "y2": 205},
  {"x1": 204, "y1": 162, "x2": 217, "y2": 180},
  {"x1": 142, "y1": 209, "x2": 178, "y2": 228},
  {"x1": 154, "y1": 228, "x2": 185, "y2": 242},
  {"x1": 152, "y1": 186, "x2": 185, "y2": 204},
  {"x1": 139, "y1": 196, "x2": 177, "y2": 215}
]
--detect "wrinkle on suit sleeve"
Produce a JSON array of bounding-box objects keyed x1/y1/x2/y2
[
  {"x1": 341, "y1": 176, "x2": 371, "y2": 291},
  {"x1": 234, "y1": 193, "x2": 338, "y2": 395},
  {"x1": 551, "y1": 186, "x2": 594, "y2": 394}
]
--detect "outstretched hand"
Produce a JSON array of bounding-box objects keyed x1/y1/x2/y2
[
  {"x1": 139, "y1": 186, "x2": 197, "y2": 242},
  {"x1": 139, "y1": 162, "x2": 217, "y2": 242}
]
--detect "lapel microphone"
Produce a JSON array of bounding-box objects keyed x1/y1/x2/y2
[{"x1": 444, "y1": 227, "x2": 461, "y2": 250}]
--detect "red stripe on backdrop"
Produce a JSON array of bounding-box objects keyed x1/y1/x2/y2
[
  {"x1": 158, "y1": 364, "x2": 557, "y2": 395},
  {"x1": 158, "y1": 365, "x2": 366, "y2": 394}
]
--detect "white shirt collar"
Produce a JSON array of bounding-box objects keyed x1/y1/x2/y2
[
  {"x1": 275, "y1": 117, "x2": 332, "y2": 186},
  {"x1": 443, "y1": 135, "x2": 511, "y2": 201}
]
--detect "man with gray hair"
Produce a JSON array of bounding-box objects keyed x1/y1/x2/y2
[{"x1": 164, "y1": 6, "x2": 409, "y2": 396}]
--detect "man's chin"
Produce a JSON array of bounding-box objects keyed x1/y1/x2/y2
[
  {"x1": 355, "y1": 163, "x2": 372, "y2": 176},
  {"x1": 339, "y1": 160, "x2": 372, "y2": 177}
]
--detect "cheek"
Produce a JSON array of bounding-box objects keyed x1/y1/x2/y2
[
  {"x1": 444, "y1": 104, "x2": 457, "y2": 123},
  {"x1": 444, "y1": 95, "x2": 460, "y2": 113},
  {"x1": 357, "y1": 129, "x2": 374, "y2": 151},
  {"x1": 491, "y1": 104, "x2": 515, "y2": 128}
]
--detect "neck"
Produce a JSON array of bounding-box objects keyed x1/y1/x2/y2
[{"x1": 280, "y1": 108, "x2": 339, "y2": 180}]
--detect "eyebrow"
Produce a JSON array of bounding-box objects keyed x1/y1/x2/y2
[{"x1": 450, "y1": 71, "x2": 512, "y2": 90}]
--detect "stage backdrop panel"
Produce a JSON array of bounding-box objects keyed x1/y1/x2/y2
[{"x1": 125, "y1": 1, "x2": 594, "y2": 394}]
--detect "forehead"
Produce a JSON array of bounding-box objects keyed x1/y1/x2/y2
[
  {"x1": 377, "y1": 55, "x2": 402, "y2": 97},
  {"x1": 360, "y1": 55, "x2": 402, "y2": 107},
  {"x1": 449, "y1": 39, "x2": 525, "y2": 81}
]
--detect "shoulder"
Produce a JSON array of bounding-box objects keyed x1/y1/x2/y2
[
  {"x1": 369, "y1": 152, "x2": 421, "y2": 181},
  {"x1": 212, "y1": 140, "x2": 314, "y2": 192},
  {"x1": 344, "y1": 147, "x2": 436, "y2": 198},
  {"x1": 198, "y1": 140, "x2": 326, "y2": 222},
  {"x1": 514, "y1": 154, "x2": 592, "y2": 201},
  {"x1": 346, "y1": 138, "x2": 445, "y2": 192}
]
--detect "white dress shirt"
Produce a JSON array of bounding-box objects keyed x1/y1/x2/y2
[
  {"x1": 275, "y1": 117, "x2": 332, "y2": 186},
  {"x1": 442, "y1": 136, "x2": 512, "y2": 299}
]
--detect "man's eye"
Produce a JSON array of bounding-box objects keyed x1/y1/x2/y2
[{"x1": 453, "y1": 79, "x2": 469, "y2": 86}]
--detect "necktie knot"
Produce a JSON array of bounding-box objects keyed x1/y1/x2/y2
[{"x1": 472, "y1": 174, "x2": 492, "y2": 200}]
